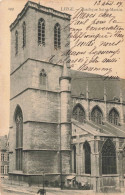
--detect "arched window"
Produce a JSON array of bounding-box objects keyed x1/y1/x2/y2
[
  {"x1": 102, "y1": 139, "x2": 116, "y2": 174},
  {"x1": 91, "y1": 106, "x2": 103, "y2": 124},
  {"x1": 38, "y1": 18, "x2": 45, "y2": 45},
  {"x1": 109, "y1": 108, "x2": 119, "y2": 126},
  {"x1": 40, "y1": 69, "x2": 47, "y2": 85},
  {"x1": 72, "y1": 104, "x2": 85, "y2": 123},
  {"x1": 83, "y1": 141, "x2": 91, "y2": 174},
  {"x1": 72, "y1": 145, "x2": 76, "y2": 173},
  {"x1": 54, "y1": 23, "x2": 61, "y2": 49},
  {"x1": 15, "y1": 106, "x2": 23, "y2": 170},
  {"x1": 22, "y1": 22, "x2": 26, "y2": 48},
  {"x1": 15, "y1": 31, "x2": 18, "y2": 55}
]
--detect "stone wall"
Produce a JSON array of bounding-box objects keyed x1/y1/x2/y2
[{"x1": 10, "y1": 8, "x2": 70, "y2": 73}]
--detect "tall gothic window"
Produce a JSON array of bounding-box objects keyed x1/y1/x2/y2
[
  {"x1": 54, "y1": 23, "x2": 61, "y2": 49},
  {"x1": 72, "y1": 104, "x2": 85, "y2": 123},
  {"x1": 38, "y1": 18, "x2": 45, "y2": 46},
  {"x1": 15, "y1": 31, "x2": 18, "y2": 55},
  {"x1": 72, "y1": 145, "x2": 76, "y2": 173},
  {"x1": 83, "y1": 141, "x2": 91, "y2": 174},
  {"x1": 102, "y1": 139, "x2": 116, "y2": 174},
  {"x1": 15, "y1": 106, "x2": 23, "y2": 170},
  {"x1": 40, "y1": 69, "x2": 47, "y2": 85},
  {"x1": 109, "y1": 108, "x2": 119, "y2": 126},
  {"x1": 22, "y1": 22, "x2": 26, "y2": 48},
  {"x1": 91, "y1": 106, "x2": 103, "y2": 124}
]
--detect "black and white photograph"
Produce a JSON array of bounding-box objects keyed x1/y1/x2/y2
[{"x1": 0, "y1": 0, "x2": 125, "y2": 194}]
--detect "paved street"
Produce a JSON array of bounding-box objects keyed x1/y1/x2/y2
[
  {"x1": 1, "y1": 179, "x2": 125, "y2": 195},
  {"x1": 1, "y1": 186, "x2": 125, "y2": 195},
  {"x1": 1, "y1": 186, "x2": 95, "y2": 195},
  {"x1": 1, "y1": 179, "x2": 94, "y2": 195},
  {"x1": 1, "y1": 189, "x2": 125, "y2": 195},
  {"x1": 1, "y1": 190, "x2": 95, "y2": 195}
]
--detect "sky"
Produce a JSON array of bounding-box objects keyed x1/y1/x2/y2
[{"x1": 0, "y1": 0, "x2": 125, "y2": 136}]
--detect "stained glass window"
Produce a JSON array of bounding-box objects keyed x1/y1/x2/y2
[
  {"x1": 83, "y1": 141, "x2": 91, "y2": 174},
  {"x1": 72, "y1": 104, "x2": 85, "y2": 123},
  {"x1": 54, "y1": 23, "x2": 61, "y2": 49},
  {"x1": 38, "y1": 18, "x2": 45, "y2": 45},
  {"x1": 91, "y1": 106, "x2": 103, "y2": 124},
  {"x1": 102, "y1": 139, "x2": 116, "y2": 174},
  {"x1": 109, "y1": 108, "x2": 119, "y2": 126}
]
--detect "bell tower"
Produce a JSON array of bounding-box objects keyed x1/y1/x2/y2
[{"x1": 9, "y1": 1, "x2": 71, "y2": 184}]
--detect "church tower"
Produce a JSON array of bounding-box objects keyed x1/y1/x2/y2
[{"x1": 9, "y1": 1, "x2": 71, "y2": 184}]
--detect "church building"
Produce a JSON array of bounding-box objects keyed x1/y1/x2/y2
[{"x1": 9, "y1": 1, "x2": 125, "y2": 192}]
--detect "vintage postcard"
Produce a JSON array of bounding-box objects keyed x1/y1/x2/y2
[{"x1": 0, "y1": 0, "x2": 125, "y2": 194}]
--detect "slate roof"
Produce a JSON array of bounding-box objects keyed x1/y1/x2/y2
[{"x1": 71, "y1": 70, "x2": 125, "y2": 102}]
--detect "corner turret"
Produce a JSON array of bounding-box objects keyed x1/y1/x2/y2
[{"x1": 59, "y1": 61, "x2": 71, "y2": 175}]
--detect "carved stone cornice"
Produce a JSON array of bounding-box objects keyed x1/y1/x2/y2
[{"x1": 10, "y1": 1, "x2": 71, "y2": 31}]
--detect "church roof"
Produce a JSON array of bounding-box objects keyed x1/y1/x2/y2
[
  {"x1": 71, "y1": 70, "x2": 125, "y2": 102},
  {"x1": 72, "y1": 119, "x2": 125, "y2": 138},
  {"x1": 72, "y1": 119, "x2": 109, "y2": 137}
]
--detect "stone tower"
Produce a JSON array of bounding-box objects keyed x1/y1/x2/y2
[{"x1": 9, "y1": 1, "x2": 71, "y2": 184}]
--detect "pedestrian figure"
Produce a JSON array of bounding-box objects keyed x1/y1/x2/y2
[{"x1": 37, "y1": 189, "x2": 46, "y2": 195}]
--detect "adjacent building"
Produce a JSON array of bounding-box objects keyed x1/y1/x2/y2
[{"x1": 0, "y1": 135, "x2": 9, "y2": 178}]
